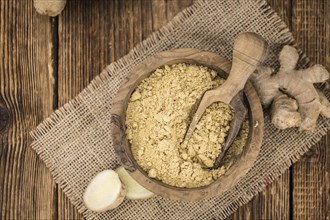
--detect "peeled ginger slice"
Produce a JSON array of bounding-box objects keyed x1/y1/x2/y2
[
  {"x1": 116, "y1": 166, "x2": 155, "y2": 200},
  {"x1": 83, "y1": 170, "x2": 126, "y2": 212}
]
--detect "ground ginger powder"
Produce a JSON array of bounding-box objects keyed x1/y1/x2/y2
[{"x1": 126, "y1": 63, "x2": 248, "y2": 188}]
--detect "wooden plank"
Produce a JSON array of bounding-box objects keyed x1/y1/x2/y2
[
  {"x1": 151, "y1": 0, "x2": 167, "y2": 31},
  {"x1": 228, "y1": 172, "x2": 290, "y2": 220},
  {"x1": 267, "y1": 0, "x2": 292, "y2": 28},
  {"x1": 291, "y1": 0, "x2": 329, "y2": 219},
  {"x1": 228, "y1": 1, "x2": 292, "y2": 219},
  {"x1": 291, "y1": 137, "x2": 329, "y2": 220},
  {"x1": 57, "y1": 0, "x2": 193, "y2": 218},
  {"x1": 57, "y1": 0, "x2": 117, "y2": 218},
  {"x1": 0, "y1": 0, "x2": 56, "y2": 219},
  {"x1": 141, "y1": 0, "x2": 153, "y2": 40},
  {"x1": 166, "y1": 0, "x2": 194, "y2": 22},
  {"x1": 326, "y1": 2, "x2": 330, "y2": 219}
]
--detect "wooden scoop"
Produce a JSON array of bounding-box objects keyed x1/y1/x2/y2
[{"x1": 184, "y1": 32, "x2": 268, "y2": 169}]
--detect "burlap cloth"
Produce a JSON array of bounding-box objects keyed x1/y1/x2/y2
[{"x1": 31, "y1": 0, "x2": 330, "y2": 219}]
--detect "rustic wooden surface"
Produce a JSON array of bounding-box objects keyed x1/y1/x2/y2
[{"x1": 0, "y1": 0, "x2": 329, "y2": 219}]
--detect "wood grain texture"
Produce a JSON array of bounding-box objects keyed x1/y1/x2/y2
[
  {"x1": 228, "y1": 1, "x2": 292, "y2": 219},
  {"x1": 57, "y1": 0, "x2": 192, "y2": 218},
  {"x1": 228, "y1": 171, "x2": 291, "y2": 220},
  {"x1": 0, "y1": 0, "x2": 328, "y2": 219},
  {"x1": 166, "y1": 0, "x2": 194, "y2": 22},
  {"x1": 291, "y1": 1, "x2": 330, "y2": 219},
  {"x1": 58, "y1": 1, "x2": 117, "y2": 219},
  {"x1": 0, "y1": 0, "x2": 56, "y2": 219}
]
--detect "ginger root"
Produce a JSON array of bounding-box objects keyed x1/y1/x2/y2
[
  {"x1": 270, "y1": 89, "x2": 330, "y2": 130},
  {"x1": 251, "y1": 45, "x2": 330, "y2": 132},
  {"x1": 34, "y1": 0, "x2": 67, "y2": 17},
  {"x1": 270, "y1": 93, "x2": 301, "y2": 129}
]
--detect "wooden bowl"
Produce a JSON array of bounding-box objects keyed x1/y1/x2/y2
[{"x1": 111, "y1": 48, "x2": 263, "y2": 201}]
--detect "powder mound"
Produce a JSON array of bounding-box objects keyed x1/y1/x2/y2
[{"x1": 126, "y1": 63, "x2": 248, "y2": 188}]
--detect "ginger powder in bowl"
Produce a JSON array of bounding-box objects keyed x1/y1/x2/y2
[
  {"x1": 111, "y1": 48, "x2": 263, "y2": 201},
  {"x1": 125, "y1": 63, "x2": 248, "y2": 188}
]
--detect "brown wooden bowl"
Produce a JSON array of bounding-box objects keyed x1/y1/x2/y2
[{"x1": 111, "y1": 48, "x2": 263, "y2": 201}]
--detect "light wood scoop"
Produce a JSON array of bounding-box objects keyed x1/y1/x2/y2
[{"x1": 184, "y1": 32, "x2": 268, "y2": 169}]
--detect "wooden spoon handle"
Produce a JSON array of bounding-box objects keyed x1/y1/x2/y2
[{"x1": 214, "y1": 32, "x2": 268, "y2": 104}]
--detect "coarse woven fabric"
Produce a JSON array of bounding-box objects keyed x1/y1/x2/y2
[{"x1": 31, "y1": 0, "x2": 330, "y2": 219}]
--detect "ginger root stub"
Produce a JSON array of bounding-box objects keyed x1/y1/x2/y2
[
  {"x1": 126, "y1": 63, "x2": 248, "y2": 188},
  {"x1": 251, "y1": 45, "x2": 330, "y2": 132}
]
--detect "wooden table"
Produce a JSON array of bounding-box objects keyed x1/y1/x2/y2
[{"x1": 0, "y1": 0, "x2": 329, "y2": 219}]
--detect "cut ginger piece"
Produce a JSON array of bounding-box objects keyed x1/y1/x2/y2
[
  {"x1": 83, "y1": 170, "x2": 126, "y2": 212},
  {"x1": 116, "y1": 166, "x2": 155, "y2": 200}
]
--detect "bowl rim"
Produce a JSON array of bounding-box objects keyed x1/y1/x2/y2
[{"x1": 111, "y1": 48, "x2": 264, "y2": 201}]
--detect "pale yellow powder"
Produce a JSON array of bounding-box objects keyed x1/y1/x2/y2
[{"x1": 126, "y1": 63, "x2": 248, "y2": 188}]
